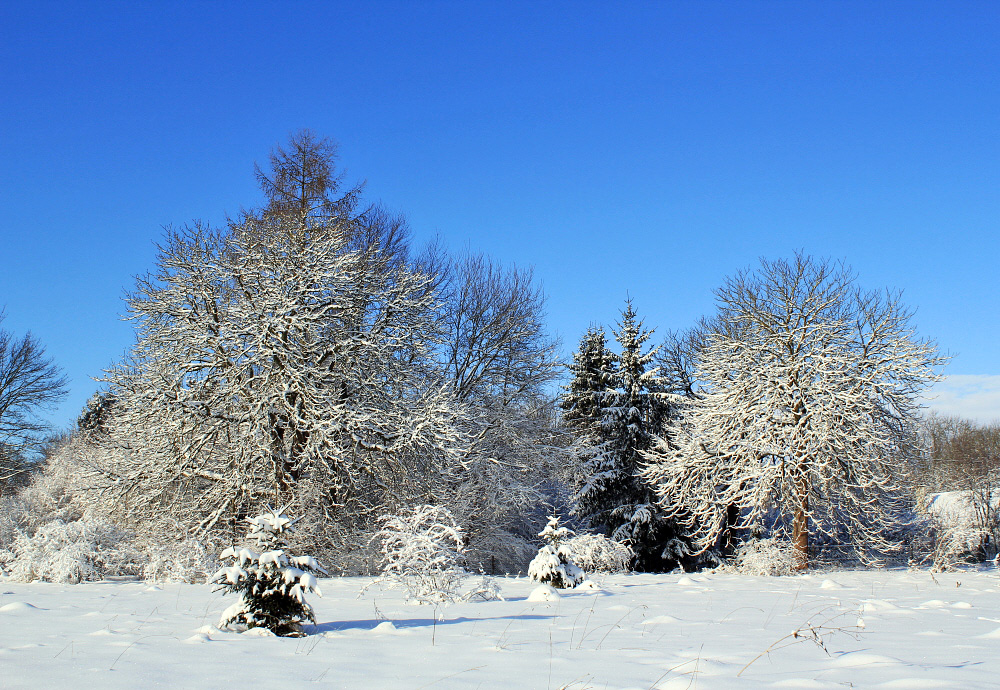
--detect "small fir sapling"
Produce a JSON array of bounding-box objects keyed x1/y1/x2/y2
[
  {"x1": 528, "y1": 515, "x2": 585, "y2": 589},
  {"x1": 212, "y1": 509, "x2": 327, "y2": 636}
]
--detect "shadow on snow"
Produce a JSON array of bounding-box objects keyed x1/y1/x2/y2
[{"x1": 309, "y1": 614, "x2": 552, "y2": 633}]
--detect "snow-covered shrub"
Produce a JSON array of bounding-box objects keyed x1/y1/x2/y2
[
  {"x1": 730, "y1": 538, "x2": 796, "y2": 576},
  {"x1": 462, "y1": 573, "x2": 505, "y2": 602},
  {"x1": 372, "y1": 504, "x2": 467, "y2": 604},
  {"x1": 528, "y1": 515, "x2": 584, "y2": 588},
  {"x1": 924, "y1": 491, "x2": 999, "y2": 571},
  {"x1": 5, "y1": 519, "x2": 142, "y2": 583},
  {"x1": 0, "y1": 495, "x2": 28, "y2": 560},
  {"x1": 212, "y1": 509, "x2": 327, "y2": 636},
  {"x1": 142, "y1": 537, "x2": 218, "y2": 583},
  {"x1": 5, "y1": 463, "x2": 84, "y2": 534},
  {"x1": 564, "y1": 533, "x2": 634, "y2": 573}
]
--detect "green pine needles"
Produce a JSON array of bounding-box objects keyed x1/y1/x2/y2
[{"x1": 212, "y1": 509, "x2": 327, "y2": 636}]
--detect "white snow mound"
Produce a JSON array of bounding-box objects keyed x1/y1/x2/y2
[
  {"x1": 527, "y1": 584, "x2": 561, "y2": 602},
  {"x1": 0, "y1": 602, "x2": 41, "y2": 613}
]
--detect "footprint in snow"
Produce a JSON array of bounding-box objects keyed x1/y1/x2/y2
[{"x1": 641, "y1": 614, "x2": 682, "y2": 625}]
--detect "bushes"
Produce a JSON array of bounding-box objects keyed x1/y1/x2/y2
[
  {"x1": 564, "y1": 533, "x2": 633, "y2": 573},
  {"x1": 0, "y1": 485, "x2": 217, "y2": 584},
  {"x1": 1, "y1": 519, "x2": 142, "y2": 583},
  {"x1": 372, "y1": 505, "x2": 468, "y2": 604},
  {"x1": 728, "y1": 538, "x2": 797, "y2": 576},
  {"x1": 142, "y1": 537, "x2": 218, "y2": 583}
]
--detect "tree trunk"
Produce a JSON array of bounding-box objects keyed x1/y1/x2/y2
[
  {"x1": 792, "y1": 467, "x2": 809, "y2": 570},
  {"x1": 722, "y1": 502, "x2": 740, "y2": 556}
]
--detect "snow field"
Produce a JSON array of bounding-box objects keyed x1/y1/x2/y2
[{"x1": 2, "y1": 569, "x2": 999, "y2": 689}]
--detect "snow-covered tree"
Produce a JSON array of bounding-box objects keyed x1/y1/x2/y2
[
  {"x1": 528, "y1": 515, "x2": 584, "y2": 588},
  {"x1": 372, "y1": 504, "x2": 467, "y2": 604},
  {"x1": 642, "y1": 255, "x2": 945, "y2": 569},
  {"x1": 434, "y1": 253, "x2": 564, "y2": 574},
  {"x1": 213, "y1": 509, "x2": 326, "y2": 636},
  {"x1": 99, "y1": 136, "x2": 464, "y2": 538},
  {"x1": 560, "y1": 326, "x2": 612, "y2": 438},
  {"x1": 572, "y1": 301, "x2": 693, "y2": 572}
]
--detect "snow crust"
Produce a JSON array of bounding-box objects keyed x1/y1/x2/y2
[{"x1": 2, "y1": 569, "x2": 1000, "y2": 688}]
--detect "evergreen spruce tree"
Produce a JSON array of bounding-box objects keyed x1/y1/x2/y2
[
  {"x1": 560, "y1": 326, "x2": 613, "y2": 439},
  {"x1": 572, "y1": 301, "x2": 696, "y2": 572},
  {"x1": 528, "y1": 515, "x2": 584, "y2": 588},
  {"x1": 213, "y1": 509, "x2": 327, "y2": 636}
]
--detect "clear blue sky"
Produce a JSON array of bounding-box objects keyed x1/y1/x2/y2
[{"x1": 1, "y1": 1, "x2": 998, "y2": 429}]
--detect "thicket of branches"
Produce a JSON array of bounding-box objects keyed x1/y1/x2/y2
[
  {"x1": 0, "y1": 312, "x2": 67, "y2": 495},
  {"x1": 914, "y1": 415, "x2": 1000, "y2": 568}
]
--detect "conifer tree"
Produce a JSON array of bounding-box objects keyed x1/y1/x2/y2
[
  {"x1": 572, "y1": 301, "x2": 694, "y2": 572},
  {"x1": 213, "y1": 509, "x2": 327, "y2": 636},
  {"x1": 560, "y1": 327, "x2": 612, "y2": 439},
  {"x1": 528, "y1": 515, "x2": 584, "y2": 588}
]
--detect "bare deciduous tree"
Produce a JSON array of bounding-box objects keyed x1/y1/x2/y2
[
  {"x1": 441, "y1": 253, "x2": 560, "y2": 405},
  {"x1": 643, "y1": 254, "x2": 945, "y2": 569},
  {"x1": 0, "y1": 312, "x2": 67, "y2": 490},
  {"x1": 435, "y1": 252, "x2": 564, "y2": 572}
]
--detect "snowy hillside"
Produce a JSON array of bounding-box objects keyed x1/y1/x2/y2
[{"x1": 3, "y1": 569, "x2": 999, "y2": 688}]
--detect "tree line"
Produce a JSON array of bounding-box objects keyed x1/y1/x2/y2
[{"x1": 0, "y1": 129, "x2": 986, "y2": 581}]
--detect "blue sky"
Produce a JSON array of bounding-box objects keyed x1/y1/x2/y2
[{"x1": 1, "y1": 1, "x2": 998, "y2": 429}]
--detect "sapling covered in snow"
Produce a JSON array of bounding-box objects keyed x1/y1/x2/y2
[
  {"x1": 528, "y1": 515, "x2": 584, "y2": 588},
  {"x1": 372, "y1": 504, "x2": 468, "y2": 604},
  {"x1": 212, "y1": 509, "x2": 327, "y2": 636}
]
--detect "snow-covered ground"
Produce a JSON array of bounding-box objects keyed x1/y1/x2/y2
[{"x1": 2, "y1": 569, "x2": 999, "y2": 689}]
